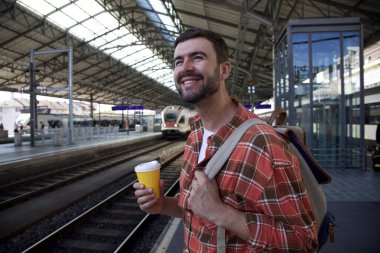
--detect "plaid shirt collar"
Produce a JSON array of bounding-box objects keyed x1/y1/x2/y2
[{"x1": 188, "y1": 97, "x2": 258, "y2": 163}]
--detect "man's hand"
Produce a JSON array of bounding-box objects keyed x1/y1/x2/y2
[
  {"x1": 188, "y1": 170, "x2": 224, "y2": 222},
  {"x1": 134, "y1": 179, "x2": 165, "y2": 214}
]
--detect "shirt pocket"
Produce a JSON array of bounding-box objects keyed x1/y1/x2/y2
[
  {"x1": 270, "y1": 142, "x2": 295, "y2": 169},
  {"x1": 272, "y1": 145, "x2": 293, "y2": 169}
]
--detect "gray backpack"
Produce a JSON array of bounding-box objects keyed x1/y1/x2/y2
[{"x1": 205, "y1": 108, "x2": 335, "y2": 252}]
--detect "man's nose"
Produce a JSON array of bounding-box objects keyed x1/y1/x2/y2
[{"x1": 182, "y1": 58, "x2": 194, "y2": 71}]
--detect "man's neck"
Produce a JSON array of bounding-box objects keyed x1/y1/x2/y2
[{"x1": 195, "y1": 91, "x2": 237, "y2": 132}]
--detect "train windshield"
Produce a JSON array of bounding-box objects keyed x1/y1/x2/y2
[{"x1": 164, "y1": 113, "x2": 177, "y2": 122}]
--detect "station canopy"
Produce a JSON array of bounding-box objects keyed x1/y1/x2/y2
[{"x1": 0, "y1": 0, "x2": 379, "y2": 110}]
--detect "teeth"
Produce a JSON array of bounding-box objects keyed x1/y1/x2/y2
[{"x1": 183, "y1": 80, "x2": 196, "y2": 84}]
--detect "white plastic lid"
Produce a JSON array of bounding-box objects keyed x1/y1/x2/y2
[{"x1": 134, "y1": 160, "x2": 161, "y2": 172}]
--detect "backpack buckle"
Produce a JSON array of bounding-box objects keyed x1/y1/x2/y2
[{"x1": 328, "y1": 222, "x2": 335, "y2": 242}]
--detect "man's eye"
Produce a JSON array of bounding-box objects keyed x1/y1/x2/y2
[
  {"x1": 193, "y1": 55, "x2": 204, "y2": 62},
  {"x1": 174, "y1": 61, "x2": 183, "y2": 67}
]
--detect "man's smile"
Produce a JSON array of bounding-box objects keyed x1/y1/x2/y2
[
  {"x1": 181, "y1": 77, "x2": 201, "y2": 85},
  {"x1": 178, "y1": 72, "x2": 203, "y2": 86}
]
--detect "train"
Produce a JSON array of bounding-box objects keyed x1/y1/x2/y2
[{"x1": 161, "y1": 105, "x2": 197, "y2": 138}]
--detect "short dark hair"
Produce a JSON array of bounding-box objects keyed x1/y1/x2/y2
[{"x1": 174, "y1": 28, "x2": 229, "y2": 64}]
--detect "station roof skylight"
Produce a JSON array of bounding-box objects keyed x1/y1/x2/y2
[
  {"x1": 18, "y1": 0, "x2": 176, "y2": 90},
  {"x1": 136, "y1": 0, "x2": 180, "y2": 46}
]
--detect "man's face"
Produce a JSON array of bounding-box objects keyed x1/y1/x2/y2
[{"x1": 173, "y1": 37, "x2": 221, "y2": 104}]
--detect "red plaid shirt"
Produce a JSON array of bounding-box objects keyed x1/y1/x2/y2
[{"x1": 178, "y1": 100, "x2": 318, "y2": 252}]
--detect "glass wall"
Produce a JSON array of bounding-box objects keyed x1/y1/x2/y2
[
  {"x1": 311, "y1": 32, "x2": 342, "y2": 168},
  {"x1": 275, "y1": 18, "x2": 364, "y2": 170},
  {"x1": 293, "y1": 33, "x2": 311, "y2": 139},
  {"x1": 343, "y1": 31, "x2": 363, "y2": 169},
  {"x1": 275, "y1": 35, "x2": 289, "y2": 113}
]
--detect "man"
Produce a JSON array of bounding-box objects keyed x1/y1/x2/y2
[{"x1": 134, "y1": 28, "x2": 318, "y2": 252}]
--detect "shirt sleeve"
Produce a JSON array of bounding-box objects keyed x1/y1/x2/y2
[{"x1": 233, "y1": 127, "x2": 318, "y2": 252}]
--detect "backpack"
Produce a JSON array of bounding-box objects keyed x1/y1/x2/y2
[{"x1": 205, "y1": 108, "x2": 335, "y2": 252}]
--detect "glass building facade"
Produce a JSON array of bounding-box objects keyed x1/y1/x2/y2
[{"x1": 274, "y1": 17, "x2": 365, "y2": 170}]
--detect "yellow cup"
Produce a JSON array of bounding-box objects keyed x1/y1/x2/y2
[{"x1": 135, "y1": 160, "x2": 161, "y2": 198}]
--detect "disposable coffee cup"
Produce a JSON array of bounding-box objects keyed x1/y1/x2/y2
[{"x1": 135, "y1": 160, "x2": 161, "y2": 198}]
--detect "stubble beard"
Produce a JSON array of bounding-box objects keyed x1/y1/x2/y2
[{"x1": 176, "y1": 68, "x2": 220, "y2": 104}]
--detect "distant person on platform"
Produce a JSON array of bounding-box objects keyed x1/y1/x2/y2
[
  {"x1": 0, "y1": 123, "x2": 3, "y2": 130},
  {"x1": 133, "y1": 28, "x2": 318, "y2": 252},
  {"x1": 376, "y1": 124, "x2": 380, "y2": 148}
]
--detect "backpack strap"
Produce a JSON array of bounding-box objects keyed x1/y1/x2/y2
[
  {"x1": 205, "y1": 118, "x2": 264, "y2": 253},
  {"x1": 267, "y1": 108, "x2": 286, "y2": 126},
  {"x1": 205, "y1": 118, "x2": 264, "y2": 178}
]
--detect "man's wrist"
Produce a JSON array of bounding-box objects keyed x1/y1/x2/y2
[{"x1": 210, "y1": 203, "x2": 229, "y2": 227}]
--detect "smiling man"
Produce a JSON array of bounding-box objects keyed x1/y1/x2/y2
[{"x1": 134, "y1": 28, "x2": 318, "y2": 252}]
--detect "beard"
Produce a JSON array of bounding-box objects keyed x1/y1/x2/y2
[{"x1": 176, "y1": 67, "x2": 220, "y2": 104}]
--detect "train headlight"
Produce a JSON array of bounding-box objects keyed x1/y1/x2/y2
[{"x1": 174, "y1": 123, "x2": 179, "y2": 127}]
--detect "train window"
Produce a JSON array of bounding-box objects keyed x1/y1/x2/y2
[
  {"x1": 178, "y1": 116, "x2": 185, "y2": 124},
  {"x1": 165, "y1": 113, "x2": 177, "y2": 122}
]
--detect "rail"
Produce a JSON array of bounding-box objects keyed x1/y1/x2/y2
[{"x1": 0, "y1": 140, "x2": 172, "y2": 210}]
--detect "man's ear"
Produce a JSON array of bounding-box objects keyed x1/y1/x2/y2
[{"x1": 220, "y1": 61, "x2": 232, "y2": 81}]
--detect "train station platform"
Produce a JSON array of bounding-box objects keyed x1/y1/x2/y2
[
  {"x1": 0, "y1": 130, "x2": 160, "y2": 164},
  {"x1": 0, "y1": 130, "x2": 162, "y2": 184},
  {"x1": 154, "y1": 167, "x2": 380, "y2": 253}
]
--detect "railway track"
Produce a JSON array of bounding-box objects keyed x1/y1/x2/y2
[
  {"x1": 0, "y1": 140, "x2": 174, "y2": 210},
  {"x1": 0, "y1": 140, "x2": 184, "y2": 246},
  {"x1": 22, "y1": 153, "x2": 182, "y2": 253}
]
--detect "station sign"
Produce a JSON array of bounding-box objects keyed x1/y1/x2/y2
[
  {"x1": 112, "y1": 105, "x2": 127, "y2": 111},
  {"x1": 112, "y1": 105, "x2": 144, "y2": 110},
  {"x1": 254, "y1": 104, "x2": 271, "y2": 109},
  {"x1": 128, "y1": 105, "x2": 144, "y2": 110}
]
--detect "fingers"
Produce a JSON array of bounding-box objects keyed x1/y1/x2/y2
[
  {"x1": 194, "y1": 170, "x2": 208, "y2": 183},
  {"x1": 133, "y1": 180, "x2": 165, "y2": 215},
  {"x1": 134, "y1": 182, "x2": 153, "y2": 200},
  {"x1": 137, "y1": 190, "x2": 157, "y2": 206},
  {"x1": 134, "y1": 185, "x2": 158, "y2": 210},
  {"x1": 133, "y1": 182, "x2": 145, "y2": 190},
  {"x1": 192, "y1": 170, "x2": 209, "y2": 192}
]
